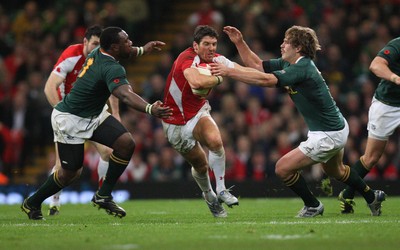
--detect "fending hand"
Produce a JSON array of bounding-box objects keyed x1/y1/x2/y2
[
  {"x1": 209, "y1": 62, "x2": 229, "y2": 77},
  {"x1": 143, "y1": 41, "x2": 166, "y2": 54},
  {"x1": 150, "y1": 100, "x2": 173, "y2": 119},
  {"x1": 223, "y1": 26, "x2": 243, "y2": 44}
]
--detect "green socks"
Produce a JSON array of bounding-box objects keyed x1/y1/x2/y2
[
  {"x1": 339, "y1": 165, "x2": 374, "y2": 203},
  {"x1": 28, "y1": 173, "x2": 64, "y2": 208},
  {"x1": 97, "y1": 152, "x2": 129, "y2": 197},
  {"x1": 342, "y1": 159, "x2": 370, "y2": 199},
  {"x1": 284, "y1": 172, "x2": 320, "y2": 207}
]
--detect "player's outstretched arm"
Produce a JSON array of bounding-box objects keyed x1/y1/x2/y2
[
  {"x1": 223, "y1": 26, "x2": 263, "y2": 71},
  {"x1": 112, "y1": 84, "x2": 172, "y2": 119},
  {"x1": 369, "y1": 56, "x2": 400, "y2": 85},
  {"x1": 132, "y1": 41, "x2": 166, "y2": 57},
  {"x1": 210, "y1": 62, "x2": 277, "y2": 87}
]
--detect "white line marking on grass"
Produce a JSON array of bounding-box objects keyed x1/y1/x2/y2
[
  {"x1": 4, "y1": 219, "x2": 399, "y2": 228},
  {"x1": 267, "y1": 219, "x2": 400, "y2": 225},
  {"x1": 209, "y1": 234, "x2": 313, "y2": 240},
  {"x1": 261, "y1": 234, "x2": 312, "y2": 240},
  {"x1": 6, "y1": 223, "x2": 52, "y2": 227},
  {"x1": 110, "y1": 222, "x2": 123, "y2": 226},
  {"x1": 108, "y1": 244, "x2": 140, "y2": 249},
  {"x1": 146, "y1": 211, "x2": 167, "y2": 215},
  {"x1": 2, "y1": 222, "x2": 124, "y2": 227}
]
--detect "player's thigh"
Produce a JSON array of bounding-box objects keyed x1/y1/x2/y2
[
  {"x1": 276, "y1": 148, "x2": 315, "y2": 177},
  {"x1": 322, "y1": 149, "x2": 345, "y2": 179},
  {"x1": 368, "y1": 98, "x2": 400, "y2": 140},
  {"x1": 193, "y1": 116, "x2": 222, "y2": 147},
  {"x1": 91, "y1": 115, "x2": 129, "y2": 148},
  {"x1": 57, "y1": 142, "x2": 85, "y2": 171},
  {"x1": 181, "y1": 142, "x2": 208, "y2": 169},
  {"x1": 162, "y1": 122, "x2": 196, "y2": 154}
]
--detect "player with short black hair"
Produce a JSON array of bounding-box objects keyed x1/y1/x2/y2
[
  {"x1": 162, "y1": 25, "x2": 239, "y2": 218},
  {"x1": 21, "y1": 27, "x2": 172, "y2": 220},
  {"x1": 44, "y1": 25, "x2": 118, "y2": 216}
]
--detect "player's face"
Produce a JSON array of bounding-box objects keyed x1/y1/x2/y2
[
  {"x1": 280, "y1": 37, "x2": 300, "y2": 64},
  {"x1": 194, "y1": 36, "x2": 217, "y2": 63},
  {"x1": 84, "y1": 36, "x2": 100, "y2": 57},
  {"x1": 117, "y1": 30, "x2": 133, "y2": 59}
]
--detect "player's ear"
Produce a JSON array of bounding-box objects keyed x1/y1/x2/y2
[
  {"x1": 193, "y1": 41, "x2": 199, "y2": 53},
  {"x1": 111, "y1": 43, "x2": 120, "y2": 52}
]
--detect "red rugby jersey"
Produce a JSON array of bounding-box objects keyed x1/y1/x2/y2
[
  {"x1": 163, "y1": 47, "x2": 232, "y2": 125},
  {"x1": 52, "y1": 44, "x2": 85, "y2": 100}
]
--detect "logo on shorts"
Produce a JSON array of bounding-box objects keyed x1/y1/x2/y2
[
  {"x1": 370, "y1": 124, "x2": 376, "y2": 130},
  {"x1": 304, "y1": 146, "x2": 314, "y2": 153}
]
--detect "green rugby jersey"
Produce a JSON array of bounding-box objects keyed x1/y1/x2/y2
[
  {"x1": 56, "y1": 47, "x2": 129, "y2": 117},
  {"x1": 263, "y1": 57, "x2": 344, "y2": 131},
  {"x1": 374, "y1": 37, "x2": 400, "y2": 106}
]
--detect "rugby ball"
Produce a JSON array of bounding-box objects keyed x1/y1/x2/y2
[
  {"x1": 196, "y1": 63, "x2": 212, "y2": 76},
  {"x1": 192, "y1": 63, "x2": 212, "y2": 97}
]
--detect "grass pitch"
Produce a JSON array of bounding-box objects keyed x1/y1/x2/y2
[{"x1": 0, "y1": 197, "x2": 398, "y2": 250}]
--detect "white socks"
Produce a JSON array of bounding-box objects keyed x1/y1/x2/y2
[
  {"x1": 49, "y1": 165, "x2": 61, "y2": 207},
  {"x1": 208, "y1": 148, "x2": 226, "y2": 194},
  {"x1": 191, "y1": 167, "x2": 216, "y2": 201},
  {"x1": 97, "y1": 158, "x2": 109, "y2": 185}
]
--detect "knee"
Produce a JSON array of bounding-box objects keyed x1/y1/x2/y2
[
  {"x1": 209, "y1": 147, "x2": 224, "y2": 157},
  {"x1": 113, "y1": 133, "x2": 135, "y2": 159},
  {"x1": 57, "y1": 168, "x2": 82, "y2": 186},
  {"x1": 193, "y1": 164, "x2": 208, "y2": 175},
  {"x1": 275, "y1": 161, "x2": 289, "y2": 180},
  {"x1": 275, "y1": 166, "x2": 284, "y2": 179},
  {"x1": 191, "y1": 157, "x2": 209, "y2": 174},
  {"x1": 362, "y1": 155, "x2": 380, "y2": 170},
  {"x1": 207, "y1": 138, "x2": 223, "y2": 152}
]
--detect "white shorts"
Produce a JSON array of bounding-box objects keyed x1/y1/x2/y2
[
  {"x1": 162, "y1": 102, "x2": 211, "y2": 153},
  {"x1": 367, "y1": 97, "x2": 400, "y2": 140},
  {"x1": 52, "y1": 105, "x2": 110, "y2": 144},
  {"x1": 299, "y1": 119, "x2": 349, "y2": 163}
]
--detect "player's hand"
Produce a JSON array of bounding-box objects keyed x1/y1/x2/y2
[
  {"x1": 209, "y1": 62, "x2": 230, "y2": 77},
  {"x1": 143, "y1": 41, "x2": 166, "y2": 54},
  {"x1": 223, "y1": 26, "x2": 244, "y2": 45},
  {"x1": 150, "y1": 100, "x2": 172, "y2": 119}
]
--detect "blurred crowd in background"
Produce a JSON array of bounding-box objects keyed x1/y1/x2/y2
[{"x1": 1, "y1": 0, "x2": 400, "y2": 187}]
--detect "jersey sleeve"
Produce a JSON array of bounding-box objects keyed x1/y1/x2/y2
[
  {"x1": 105, "y1": 64, "x2": 129, "y2": 93},
  {"x1": 52, "y1": 46, "x2": 82, "y2": 78},
  {"x1": 213, "y1": 55, "x2": 235, "y2": 68},
  {"x1": 272, "y1": 63, "x2": 306, "y2": 87},
  {"x1": 262, "y1": 58, "x2": 285, "y2": 73},
  {"x1": 377, "y1": 40, "x2": 400, "y2": 63}
]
